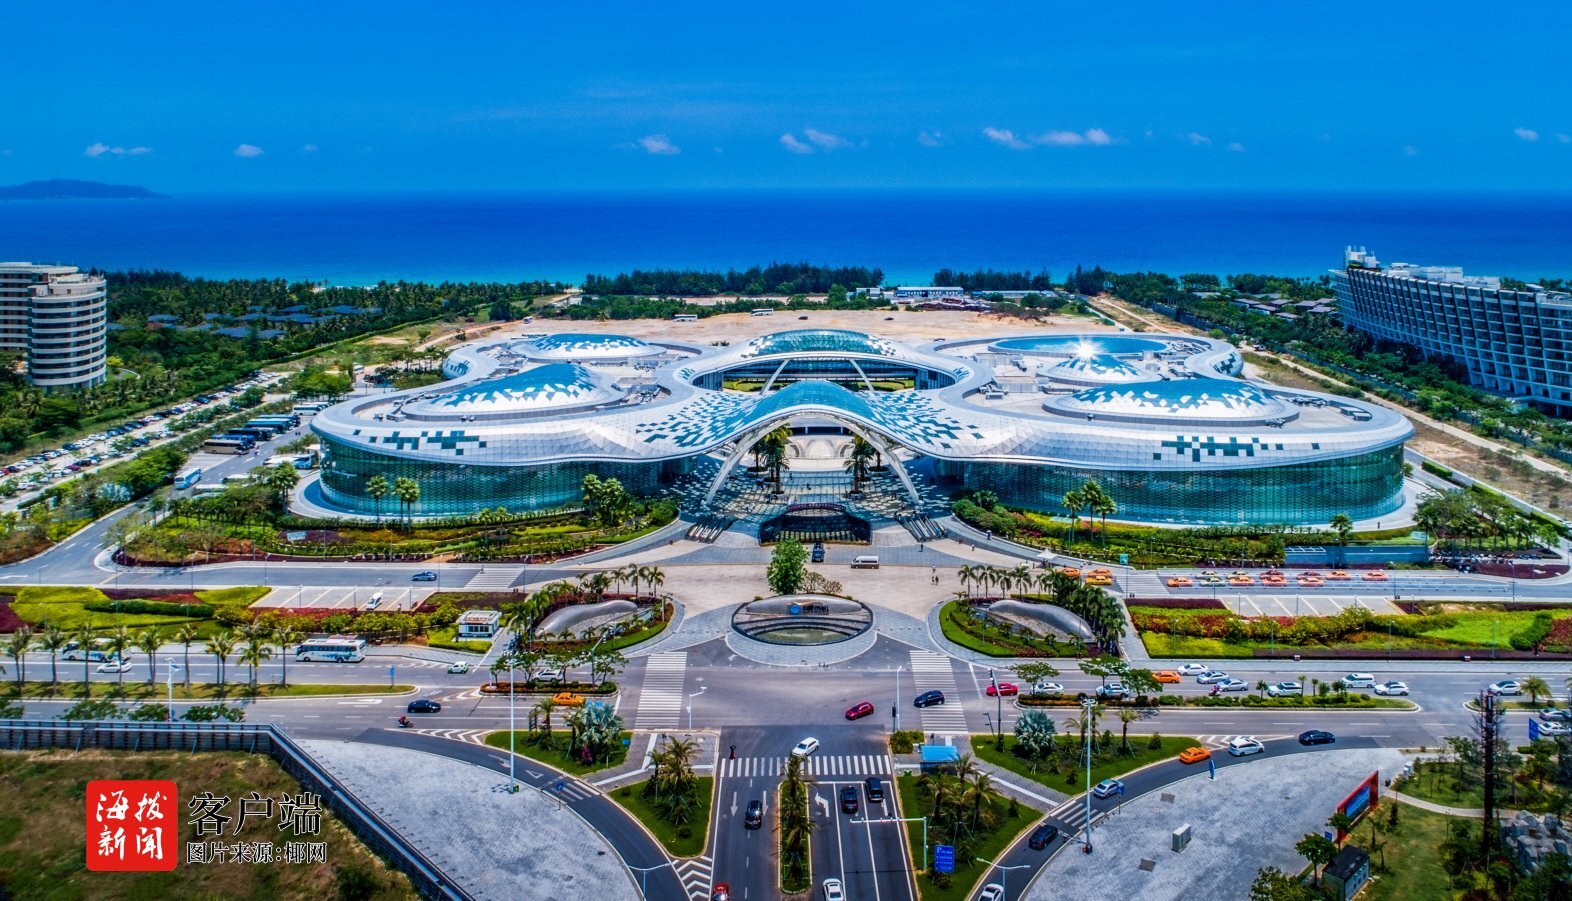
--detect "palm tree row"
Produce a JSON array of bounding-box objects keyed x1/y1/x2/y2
[
  {"x1": 778, "y1": 753, "x2": 817, "y2": 888},
  {"x1": 954, "y1": 564, "x2": 1126, "y2": 651},
  {"x1": 1062, "y1": 479, "x2": 1117, "y2": 545},
  {"x1": 913, "y1": 753, "x2": 998, "y2": 862}
]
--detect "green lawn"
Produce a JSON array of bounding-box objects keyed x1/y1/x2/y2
[
  {"x1": 938, "y1": 601, "x2": 1068, "y2": 657},
  {"x1": 1347, "y1": 802, "x2": 1456, "y2": 901},
  {"x1": 10, "y1": 584, "x2": 268, "y2": 631},
  {"x1": 1421, "y1": 610, "x2": 1572, "y2": 646},
  {"x1": 610, "y1": 776, "x2": 713, "y2": 858},
  {"x1": 6, "y1": 680, "x2": 411, "y2": 700},
  {"x1": 1139, "y1": 632, "x2": 1255, "y2": 658},
  {"x1": 482, "y1": 729, "x2": 632, "y2": 777},
  {"x1": 971, "y1": 734, "x2": 1200, "y2": 794},
  {"x1": 895, "y1": 772, "x2": 1039, "y2": 901},
  {"x1": 426, "y1": 626, "x2": 489, "y2": 653},
  {"x1": 1395, "y1": 761, "x2": 1558, "y2": 813}
]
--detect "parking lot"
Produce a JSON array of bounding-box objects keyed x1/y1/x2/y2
[
  {"x1": 1212, "y1": 593, "x2": 1404, "y2": 617},
  {"x1": 252, "y1": 586, "x2": 435, "y2": 612}
]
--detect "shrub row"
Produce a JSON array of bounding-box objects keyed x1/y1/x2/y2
[
  {"x1": 1123, "y1": 596, "x2": 1226, "y2": 611},
  {"x1": 83, "y1": 599, "x2": 214, "y2": 618}
]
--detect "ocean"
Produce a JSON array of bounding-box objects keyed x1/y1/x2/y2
[{"x1": 0, "y1": 190, "x2": 1567, "y2": 286}]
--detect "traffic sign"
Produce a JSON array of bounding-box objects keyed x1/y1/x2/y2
[
  {"x1": 1530, "y1": 719, "x2": 1541, "y2": 741},
  {"x1": 934, "y1": 845, "x2": 955, "y2": 874},
  {"x1": 1119, "y1": 553, "x2": 1129, "y2": 565}
]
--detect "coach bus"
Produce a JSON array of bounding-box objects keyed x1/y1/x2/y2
[
  {"x1": 201, "y1": 437, "x2": 253, "y2": 455},
  {"x1": 294, "y1": 637, "x2": 367, "y2": 663},
  {"x1": 62, "y1": 638, "x2": 123, "y2": 663}
]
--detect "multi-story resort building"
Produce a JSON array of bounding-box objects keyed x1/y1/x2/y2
[
  {"x1": 1333, "y1": 246, "x2": 1572, "y2": 416},
  {"x1": 0, "y1": 262, "x2": 109, "y2": 390},
  {"x1": 308, "y1": 327, "x2": 1412, "y2": 526}
]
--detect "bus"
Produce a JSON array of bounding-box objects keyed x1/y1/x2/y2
[
  {"x1": 241, "y1": 421, "x2": 287, "y2": 436},
  {"x1": 253, "y1": 413, "x2": 301, "y2": 428},
  {"x1": 201, "y1": 437, "x2": 252, "y2": 455},
  {"x1": 62, "y1": 638, "x2": 122, "y2": 663},
  {"x1": 672, "y1": 314, "x2": 698, "y2": 322},
  {"x1": 174, "y1": 466, "x2": 203, "y2": 489},
  {"x1": 293, "y1": 402, "x2": 330, "y2": 414},
  {"x1": 295, "y1": 637, "x2": 367, "y2": 662},
  {"x1": 229, "y1": 427, "x2": 275, "y2": 441},
  {"x1": 751, "y1": 308, "x2": 774, "y2": 316}
]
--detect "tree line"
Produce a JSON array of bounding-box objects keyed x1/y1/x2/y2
[{"x1": 581, "y1": 263, "x2": 883, "y2": 297}]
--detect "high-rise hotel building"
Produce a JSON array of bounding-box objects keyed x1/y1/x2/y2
[
  {"x1": 1332, "y1": 246, "x2": 1572, "y2": 416},
  {"x1": 0, "y1": 262, "x2": 108, "y2": 390}
]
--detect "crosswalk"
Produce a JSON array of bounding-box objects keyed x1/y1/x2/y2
[
  {"x1": 718, "y1": 754, "x2": 893, "y2": 779},
  {"x1": 674, "y1": 856, "x2": 714, "y2": 901},
  {"x1": 546, "y1": 776, "x2": 596, "y2": 802},
  {"x1": 464, "y1": 566, "x2": 525, "y2": 591},
  {"x1": 1050, "y1": 796, "x2": 1098, "y2": 830},
  {"x1": 401, "y1": 727, "x2": 491, "y2": 746},
  {"x1": 909, "y1": 650, "x2": 969, "y2": 733},
  {"x1": 636, "y1": 651, "x2": 688, "y2": 730},
  {"x1": 1196, "y1": 733, "x2": 1288, "y2": 748}
]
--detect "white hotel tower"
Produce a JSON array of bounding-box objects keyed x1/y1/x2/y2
[{"x1": 0, "y1": 262, "x2": 108, "y2": 390}]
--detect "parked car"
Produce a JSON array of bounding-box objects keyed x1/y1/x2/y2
[
  {"x1": 913, "y1": 689, "x2": 945, "y2": 708},
  {"x1": 985, "y1": 682, "x2": 1019, "y2": 697},
  {"x1": 1488, "y1": 680, "x2": 1523, "y2": 696},
  {"x1": 1028, "y1": 822, "x2": 1060, "y2": 850},
  {"x1": 1266, "y1": 681, "x2": 1303, "y2": 697},
  {"x1": 412, "y1": 571, "x2": 438, "y2": 581},
  {"x1": 1227, "y1": 737, "x2": 1267, "y2": 757},
  {"x1": 1176, "y1": 663, "x2": 1210, "y2": 676},
  {"x1": 840, "y1": 785, "x2": 859, "y2": 814},
  {"x1": 406, "y1": 699, "x2": 442, "y2": 713},
  {"x1": 1166, "y1": 576, "x2": 1194, "y2": 587},
  {"x1": 791, "y1": 737, "x2": 821, "y2": 758},
  {"x1": 1030, "y1": 681, "x2": 1065, "y2": 695},
  {"x1": 1197, "y1": 670, "x2": 1230, "y2": 684},
  {"x1": 1179, "y1": 746, "x2": 1211, "y2": 764},
  {"x1": 864, "y1": 777, "x2": 884, "y2": 804},
  {"x1": 845, "y1": 700, "x2": 875, "y2": 720},
  {"x1": 744, "y1": 800, "x2": 763, "y2": 829},
  {"x1": 811, "y1": 542, "x2": 825, "y2": 563},
  {"x1": 1341, "y1": 673, "x2": 1377, "y2": 689},
  {"x1": 1373, "y1": 681, "x2": 1410, "y2": 696},
  {"x1": 1298, "y1": 730, "x2": 1337, "y2": 746},
  {"x1": 1092, "y1": 778, "x2": 1125, "y2": 799}
]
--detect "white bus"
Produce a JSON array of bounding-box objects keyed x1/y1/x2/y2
[
  {"x1": 295, "y1": 636, "x2": 367, "y2": 662},
  {"x1": 751, "y1": 308, "x2": 774, "y2": 316},
  {"x1": 174, "y1": 467, "x2": 203, "y2": 490},
  {"x1": 293, "y1": 402, "x2": 330, "y2": 414},
  {"x1": 62, "y1": 638, "x2": 123, "y2": 663},
  {"x1": 672, "y1": 314, "x2": 698, "y2": 322}
]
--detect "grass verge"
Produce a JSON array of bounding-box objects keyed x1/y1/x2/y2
[
  {"x1": 610, "y1": 776, "x2": 713, "y2": 858},
  {"x1": 1346, "y1": 801, "x2": 1454, "y2": 901},
  {"x1": 481, "y1": 729, "x2": 632, "y2": 777},
  {"x1": 6, "y1": 681, "x2": 410, "y2": 700},
  {"x1": 1394, "y1": 761, "x2": 1559, "y2": 813},
  {"x1": 895, "y1": 772, "x2": 1038, "y2": 901},
  {"x1": 971, "y1": 734, "x2": 1199, "y2": 794}
]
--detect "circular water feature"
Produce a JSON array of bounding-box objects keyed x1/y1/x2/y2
[
  {"x1": 992, "y1": 335, "x2": 1170, "y2": 357},
  {"x1": 731, "y1": 594, "x2": 873, "y2": 646}
]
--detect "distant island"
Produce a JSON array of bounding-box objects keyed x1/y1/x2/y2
[{"x1": 0, "y1": 179, "x2": 168, "y2": 200}]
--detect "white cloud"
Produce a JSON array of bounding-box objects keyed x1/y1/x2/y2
[
  {"x1": 1084, "y1": 128, "x2": 1114, "y2": 146},
  {"x1": 1515, "y1": 128, "x2": 1539, "y2": 142},
  {"x1": 85, "y1": 142, "x2": 152, "y2": 158},
  {"x1": 233, "y1": 143, "x2": 265, "y2": 158},
  {"x1": 637, "y1": 134, "x2": 681, "y2": 155},
  {"x1": 301, "y1": 143, "x2": 319, "y2": 153},
  {"x1": 983, "y1": 127, "x2": 1029, "y2": 150},
  {"x1": 803, "y1": 128, "x2": 850, "y2": 151},
  {"x1": 1227, "y1": 142, "x2": 1246, "y2": 152},
  {"x1": 1403, "y1": 144, "x2": 1420, "y2": 157},
  {"x1": 1186, "y1": 132, "x2": 1212, "y2": 145},
  {"x1": 1030, "y1": 128, "x2": 1117, "y2": 147},
  {"x1": 917, "y1": 131, "x2": 946, "y2": 147},
  {"x1": 779, "y1": 133, "x2": 814, "y2": 154}
]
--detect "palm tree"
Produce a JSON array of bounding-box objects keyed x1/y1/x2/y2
[
  {"x1": 107, "y1": 626, "x2": 132, "y2": 691},
  {"x1": 173, "y1": 623, "x2": 200, "y2": 689},
  {"x1": 1330, "y1": 513, "x2": 1353, "y2": 547},
  {"x1": 365, "y1": 475, "x2": 390, "y2": 524},
  {"x1": 35, "y1": 622, "x2": 66, "y2": 693},
  {"x1": 958, "y1": 564, "x2": 977, "y2": 599},
  {"x1": 966, "y1": 770, "x2": 995, "y2": 830},
  {"x1": 843, "y1": 435, "x2": 878, "y2": 492},
  {"x1": 642, "y1": 566, "x2": 666, "y2": 616},
  {"x1": 4, "y1": 626, "x2": 32, "y2": 694},
  {"x1": 207, "y1": 633, "x2": 237, "y2": 692},
  {"x1": 1011, "y1": 565, "x2": 1032, "y2": 599},
  {"x1": 274, "y1": 627, "x2": 304, "y2": 687},
  {"x1": 239, "y1": 639, "x2": 273, "y2": 689},
  {"x1": 1523, "y1": 676, "x2": 1553, "y2": 707},
  {"x1": 1090, "y1": 491, "x2": 1117, "y2": 543},
  {"x1": 72, "y1": 623, "x2": 97, "y2": 697},
  {"x1": 1117, "y1": 707, "x2": 1141, "y2": 753},
  {"x1": 532, "y1": 696, "x2": 558, "y2": 744},
  {"x1": 134, "y1": 627, "x2": 165, "y2": 691},
  {"x1": 1062, "y1": 487, "x2": 1085, "y2": 544},
  {"x1": 755, "y1": 426, "x2": 792, "y2": 492},
  {"x1": 392, "y1": 476, "x2": 421, "y2": 523}
]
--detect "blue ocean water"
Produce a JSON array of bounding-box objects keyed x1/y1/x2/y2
[{"x1": 0, "y1": 190, "x2": 1567, "y2": 285}]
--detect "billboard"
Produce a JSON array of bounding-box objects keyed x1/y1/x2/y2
[{"x1": 1334, "y1": 772, "x2": 1381, "y2": 839}]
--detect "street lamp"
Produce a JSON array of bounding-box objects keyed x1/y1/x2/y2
[
  {"x1": 893, "y1": 664, "x2": 902, "y2": 733},
  {"x1": 687, "y1": 686, "x2": 707, "y2": 732},
  {"x1": 1081, "y1": 697, "x2": 1097, "y2": 852},
  {"x1": 990, "y1": 668, "x2": 1003, "y2": 739},
  {"x1": 507, "y1": 653, "x2": 519, "y2": 793},
  {"x1": 165, "y1": 662, "x2": 183, "y2": 721},
  {"x1": 976, "y1": 856, "x2": 1031, "y2": 898}
]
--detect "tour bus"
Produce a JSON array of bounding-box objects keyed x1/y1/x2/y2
[
  {"x1": 241, "y1": 421, "x2": 287, "y2": 436},
  {"x1": 222, "y1": 473, "x2": 253, "y2": 485},
  {"x1": 672, "y1": 313, "x2": 698, "y2": 322},
  {"x1": 292, "y1": 401, "x2": 330, "y2": 414},
  {"x1": 174, "y1": 466, "x2": 203, "y2": 490},
  {"x1": 229, "y1": 427, "x2": 276, "y2": 442},
  {"x1": 295, "y1": 637, "x2": 367, "y2": 663},
  {"x1": 62, "y1": 638, "x2": 122, "y2": 663},
  {"x1": 253, "y1": 413, "x2": 302, "y2": 428},
  {"x1": 201, "y1": 437, "x2": 252, "y2": 455},
  {"x1": 751, "y1": 308, "x2": 774, "y2": 316}
]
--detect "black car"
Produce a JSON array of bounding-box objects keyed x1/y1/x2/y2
[
  {"x1": 407, "y1": 699, "x2": 442, "y2": 714},
  {"x1": 1028, "y1": 823, "x2": 1060, "y2": 850},
  {"x1": 864, "y1": 777, "x2": 884, "y2": 805},
  {"x1": 744, "y1": 800, "x2": 763, "y2": 829},
  {"x1": 811, "y1": 542, "x2": 825, "y2": 563},
  {"x1": 840, "y1": 786, "x2": 859, "y2": 815},
  {"x1": 1298, "y1": 729, "x2": 1336, "y2": 745},
  {"x1": 913, "y1": 689, "x2": 945, "y2": 708}
]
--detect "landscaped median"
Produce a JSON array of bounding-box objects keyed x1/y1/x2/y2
[
  {"x1": 895, "y1": 767, "x2": 1038, "y2": 901},
  {"x1": 11, "y1": 681, "x2": 413, "y2": 701},
  {"x1": 970, "y1": 731, "x2": 1200, "y2": 796},
  {"x1": 1016, "y1": 693, "x2": 1415, "y2": 710},
  {"x1": 938, "y1": 599, "x2": 1071, "y2": 657},
  {"x1": 482, "y1": 728, "x2": 632, "y2": 777}
]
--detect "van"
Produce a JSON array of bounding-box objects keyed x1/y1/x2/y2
[{"x1": 851, "y1": 555, "x2": 880, "y2": 569}]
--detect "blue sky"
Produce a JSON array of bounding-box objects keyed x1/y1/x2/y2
[{"x1": 6, "y1": 2, "x2": 1571, "y2": 193}]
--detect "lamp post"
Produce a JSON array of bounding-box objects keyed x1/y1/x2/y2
[
  {"x1": 976, "y1": 856, "x2": 1031, "y2": 899},
  {"x1": 990, "y1": 668, "x2": 1003, "y2": 739},
  {"x1": 687, "y1": 686, "x2": 707, "y2": 732},
  {"x1": 165, "y1": 662, "x2": 182, "y2": 721},
  {"x1": 507, "y1": 653, "x2": 519, "y2": 793},
  {"x1": 1081, "y1": 697, "x2": 1097, "y2": 852},
  {"x1": 894, "y1": 664, "x2": 902, "y2": 733}
]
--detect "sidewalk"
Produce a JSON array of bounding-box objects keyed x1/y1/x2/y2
[{"x1": 1384, "y1": 787, "x2": 1509, "y2": 819}]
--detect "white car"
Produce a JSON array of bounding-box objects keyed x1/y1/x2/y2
[
  {"x1": 1265, "y1": 681, "x2": 1303, "y2": 697},
  {"x1": 1216, "y1": 678, "x2": 1249, "y2": 692},
  {"x1": 1488, "y1": 680, "x2": 1523, "y2": 696},
  {"x1": 1197, "y1": 670, "x2": 1230, "y2": 684},
  {"x1": 96, "y1": 659, "x2": 132, "y2": 673},
  {"x1": 1030, "y1": 681, "x2": 1066, "y2": 695},
  {"x1": 446, "y1": 661, "x2": 470, "y2": 674},
  {"x1": 1096, "y1": 683, "x2": 1132, "y2": 699},
  {"x1": 1176, "y1": 663, "x2": 1210, "y2": 676},
  {"x1": 1540, "y1": 722, "x2": 1572, "y2": 737},
  {"x1": 1341, "y1": 673, "x2": 1376, "y2": 689},
  {"x1": 1092, "y1": 778, "x2": 1124, "y2": 798},
  {"x1": 1373, "y1": 681, "x2": 1410, "y2": 697},
  {"x1": 1226, "y1": 737, "x2": 1266, "y2": 757},
  {"x1": 978, "y1": 885, "x2": 1005, "y2": 901},
  {"x1": 823, "y1": 878, "x2": 845, "y2": 901},
  {"x1": 791, "y1": 737, "x2": 821, "y2": 758}
]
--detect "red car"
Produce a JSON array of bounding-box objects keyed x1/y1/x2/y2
[
  {"x1": 845, "y1": 700, "x2": 875, "y2": 720},
  {"x1": 985, "y1": 682, "x2": 1019, "y2": 697},
  {"x1": 712, "y1": 883, "x2": 731, "y2": 901}
]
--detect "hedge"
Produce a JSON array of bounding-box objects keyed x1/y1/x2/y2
[
  {"x1": 1511, "y1": 613, "x2": 1555, "y2": 652},
  {"x1": 1421, "y1": 459, "x2": 1455, "y2": 480},
  {"x1": 84, "y1": 600, "x2": 214, "y2": 619}
]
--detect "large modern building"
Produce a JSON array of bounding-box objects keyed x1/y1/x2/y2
[
  {"x1": 310, "y1": 328, "x2": 1412, "y2": 525},
  {"x1": 1333, "y1": 246, "x2": 1572, "y2": 416},
  {"x1": 0, "y1": 262, "x2": 109, "y2": 390}
]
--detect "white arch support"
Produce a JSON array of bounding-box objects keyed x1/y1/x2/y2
[{"x1": 699, "y1": 415, "x2": 925, "y2": 513}]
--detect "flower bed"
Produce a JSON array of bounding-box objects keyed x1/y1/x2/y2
[{"x1": 1123, "y1": 596, "x2": 1226, "y2": 611}]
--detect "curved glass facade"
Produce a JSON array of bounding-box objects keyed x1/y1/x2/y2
[
  {"x1": 938, "y1": 445, "x2": 1405, "y2": 525},
  {"x1": 318, "y1": 436, "x2": 688, "y2": 516}
]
